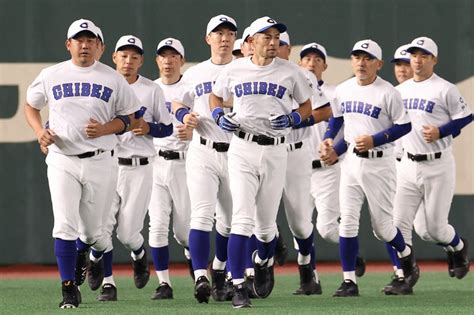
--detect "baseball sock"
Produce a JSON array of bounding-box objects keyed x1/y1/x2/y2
[
  {"x1": 131, "y1": 245, "x2": 144, "y2": 261},
  {"x1": 150, "y1": 246, "x2": 171, "y2": 285},
  {"x1": 255, "y1": 237, "x2": 277, "y2": 265},
  {"x1": 295, "y1": 232, "x2": 314, "y2": 265},
  {"x1": 54, "y1": 238, "x2": 77, "y2": 282},
  {"x1": 245, "y1": 235, "x2": 257, "y2": 269},
  {"x1": 340, "y1": 236, "x2": 359, "y2": 282},
  {"x1": 184, "y1": 247, "x2": 191, "y2": 260},
  {"x1": 188, "y1": 229, "x2": 210, "y2": 277},
  {"x1": 310, "y1": 244, "x2": 316, "y2": 270},
  {"x1": 76, "y1": 238, "x2": 90, "y2": 252},
  {"x1": 228, "y1": 233, "x2": 248, "y2": 283},
  {"x1": 103, "y1": 250, "x2": 113, "y2": 279},
  {"x1": 90, "y1": 249, "x2": 104, "y2": 262},
  {"x1": 389, "y1": 228, "x2": 411, "y2": 258},
  {"x1": 449, "y1": 233, "x2": 464, "y2": 251},
  {"x1": 385, "y1": 242, "x2": 402, "y2": 270},
  {"x1": 213, "y1": 232, "x2": 228, "y2": 270}
]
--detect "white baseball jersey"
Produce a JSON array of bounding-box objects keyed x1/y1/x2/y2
[
  {"x1": 116, "y1": 75, "x2": 172, "y2": 158},
  {"x1": 397, "y1": 73, "x2": 472, "y2": 154},
  {"x1": 27, "y1": 60, "x2": 140, "y2": 154},
  {"x1": 332, "y1": 76, "x2": 410, "y2": 150},
  {"x1": 212, "y1": 57, "x2": 313, "y2": 138},
  {"x1": 176, "y1": 59, "x2": 233, "y2": 143},
  {"x1": 286, "y1": 68, "x2": 329, "y2": 143},
  {"x1": 154, "y1": 77, "x2": 190, "y2": 151}
]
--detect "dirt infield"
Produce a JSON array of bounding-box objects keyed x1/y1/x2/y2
[{"x1": 0, "y1": 261, "x2": 447, "y2": 279}]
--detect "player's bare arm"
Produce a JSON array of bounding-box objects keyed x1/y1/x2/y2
[
  {"x1": 320, "y1": 145, "x2": 338, "y2": 165},
  {"x1": 421, "y1": 125, "x2": 440, "y2": 143},
  {"x1": 131, "y1": 118, "x2": 151, "y2": 136},
  {"x1": 312, "y1": 104, "x2": 332, "y2": 124},
  {"x1": 172, "y1": 100, "x2": 199, "y2": 130},
  {"x1": 85, "y1": 114, "x2": 134, "y2": 138},
  {"x1": 296, "y1": 98, "x2": 313, "y2": 121},
  {"x1": 176, "y1": 124, "x2": 193, "y2": 141},
  {"x1": 354, "y1": 134, "x2": 375, "y2": 152},
  {"x1": 209, "y1": 92, "x2": 224, "y2": 111},
  {"x1": 24, "y1": 103, "x2": 56, "y2": 148}
]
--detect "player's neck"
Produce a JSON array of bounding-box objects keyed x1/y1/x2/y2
[
  {"x1": 161, "y1": 74, "x2": 182, "y2": 85},
  {"x1": 251, "y1": 55, "x2": 274, "y2": 66},
  {"x1": 126, "y1": 74, "x2": 139, "y2": 84},
  {"x1": 356, "y1": 75, "x2": 377, "y2": 86},
  {"x1": 210, "y1": 53, "x2": 233, "y2": 65},
  {"x1": 413, "y1": 71, "x2": 434, "y2": 82}
]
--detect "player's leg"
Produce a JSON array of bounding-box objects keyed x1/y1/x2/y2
[
  {"x1": 46, "y1": 152, "x2": 83, "y2": 308},
  {"x1": 421, "y1": 153, "x2": 469, "y2": 279},
  {"x1": 186, "y1": 143, "x2": 221, "y2": 303},
  {"x1": 148, "y1": 157, "x2": 174, "y2": 299}
]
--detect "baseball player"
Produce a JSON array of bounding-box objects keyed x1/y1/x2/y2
[
  {"x1": 210, "y1": 16, "x2": 314, "y2": 308},
  {"x1": 148, "y1": 37, "x2": 193, "y2": 300},
  {"x1": 276, "y1": 34, "x2": 333, "y2": 295},
  {"x1": 393, "y1": 37, "x2": 472, "y2": 281},
  {"x1": 232, "y1": 39, "x2": 244, "y2": 58},
  {"x1": 171, "y1": 14, "x2": 237, "y2": 304},
  {"x1": 95, "y1": 26, "x2": 105, "y2": 60},
  {"x1": 87, "y1": 35, "x2": 173, "y2": 302},
  {"x1": 297, "y1": 42, "x2": 367, "y2": 291},
  {"x1": 320, "y1": 39, "x2": 418, "y2": 297},
  {"x1": 24, "y1": 18, "x2": 140, "y2": 308}
]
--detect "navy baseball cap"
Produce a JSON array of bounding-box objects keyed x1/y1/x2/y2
[
  {"x1": 391, "y1": 44, "x2": 411, "y2": 63},
  {"x1": 206, "y1": 14, "x2": 237, "y2": 35},
  {"x1": 115, "y1": 35, "x2": 144, "y2": 55},
  {"x1": 406, "y1": 36, "x2": 438, "y2": 57},
  {"x1": 352, "y1": 39, "x2": 382, "y2": 60},
  {"x1": 248, "y1": 16, "x2": 287, "y2": 36},
  {"x1": 156, "y1": 38, "x2": 185, "y2": 57},
  {"x1": 67, "y1": 18, "x2": 98, "y2": 39},
  {"x1": 300, "y1": 42, "x2": 327, "y2": 60}
]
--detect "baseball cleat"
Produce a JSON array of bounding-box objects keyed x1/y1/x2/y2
[
  {"x1": 245, "y1": 275, "x2": 258, "y2": 298},
  {"x1": 446, "y1": 251, "x2": 455, "y2": 277},
  {"x1": 59, "y1": 280, "x2": 79, "y2": 309},
  {"x1": 252, "y1": 251, "x2": 275, "y2": 298},
  {"x1": 453, "y1": 237, "x2": 470, "y2": 279},
  {"x1": 355, "y1": 256, "x2": 366, "y2": 277},
  {"x1": 225, "y1": 277, "x2": 234, "y2": 301},
  {"x1": 76, "y1": 285, "x2": 82, "y2": 304},
  {"x1": 232, "y1": 283, "x2": 252, "y2": 309},
  {"x1": 333, "y1": 280, "x2": 359, "y2": 297},
  {"x1": 383, "y1": 275, "x2": 413, "y2": 295},
  {"x1": 210, "y1": 268, "x2": 227, "y2": 301},
  {"x1": 399, "y1": 245, "x2": 420, "y2": 288},
  {"x1": 151, "y1": 282, "x2": 173, "y2": 300},
  {"x1": 75, "y1": 250, "x2": 88, "y2": 286},
  {"x1": 194, "y1": 276, "x2": 211, "y2": 303},
  {"x1": 133, "y1": 249, "x2": 150, "y2": 289},
  {"x1": 274, "y1": 231, "x2": 289, "y2": 266},
  {"x1": 87, "y1": 259, "x2": 104, "y2": 291},
  {"x1": 97, "y1": 283, "x2": 117, "y2": 301},
  {"x1": 293, "y1": 263, "x2": 322, "y2": 295}
]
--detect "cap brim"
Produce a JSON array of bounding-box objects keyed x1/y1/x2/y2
[
  {"x1": 279, "y1": 40, "x2": 289, "y2": 46},
  {"x1": 210, "y1": 21, "x2": 237, "y2": 33},
  {"x1": 300, "y1": 47, "x2": 326, "y2": 60},
  {"x1": 391, "y1": 57, "x2": 410, "y2": 63},
  {"x1": 70, "y1": 30, "x2": 97, "y2": 39},
  {"x1": 406, "y1": 46, "x2": 434, "y2": 56},
  {"x1": 256, "y1": 23, "x2": 287, "y2": 35},
  {"x1": 156, "y1": 46, "x2": 182, "y2": 56},
  {"x1": 116, "y1": 44, "x2": 144, "y2": 55},
  {"x1": 352, "y1": 49, "x2": 378, "y2": 60}
]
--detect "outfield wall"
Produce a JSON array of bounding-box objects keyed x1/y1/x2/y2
[{"x1": 0, "y1": 0, "x2": 472, "y2": 264}]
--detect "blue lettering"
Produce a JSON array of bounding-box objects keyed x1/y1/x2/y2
[
  {"x1": 235, "y1": 84, "x2": 243, "y2": 97},
  {"x1": 341, "y1": 102, "x2": 345, "y2": 114},
  {"x1": 259, "y1": 82, "x2": 268, "y2": 94},
  {"x1": 418, "y1": 99, "x2": 426, "y2": 111},
  {"x1": 165, "y1": 101, "x2": 171, "y2": 113},
  {"x1": 408, "y1": 98, "x2": 413, "y2": 109},
  {"x1": 426, "y1": 101, "x2": 435, "y2": 113},
  {"x1": 74, "y1": 83, "x2": 81, "y2": 96},
  {"x1": 62, "y1": 83, "x2": 73, "y2": 97},
  {"x1": 243, "y1": 82, "x2": 252, "y2": 95},
  {"x1": 252, "y1": 82, "x2": 258, "y2": 94},
  {"x1": 345, "y1": 101, "x2": 352, "y2": 113},
  {"x1": 52, "y1": 85, "x2": 62, "y2": 100},
  {"x1": 81, "y1": 83, "x2": 91, "y2": 96},
  {"x1": 413, "y1": 98, "x2": 419, "y2": 109},
  {"x1": 357, "y1": 101, "x2": 364, "y2": 113},
  {"x1": 91, "y1": 84, "x2": 102, "y2": 99},
  {"x1": 363, "y1": 103, "x2": 372, "y2": 115},
  {"x1": 195, "y1": 84, "x2": 203, "y2": 97},
  {"x1": 371, "y1": 106, "x2": 381, "y2": 118},
  {"x1": 276, "y1": 86, "x2": 287, "y2": 99},
  {"x1": 101, "y1": 86, "x2": 113, "y2": 102},
  {"x1": 403, "y1": 99, "x2": 408, "y2": 109},
  {"x1": 267, "y1": 83, "x2": 277, "y2": 96},
  {"x1": 203, "y1": 81, "x2": 212, "y2": 94}
]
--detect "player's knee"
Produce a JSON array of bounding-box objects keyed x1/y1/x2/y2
[
  {"x1": 215, "y1": 222, "x2": 231, "y2": 238},
  {"x1": 317, "y1": 224, "x2": 339, "y2": 243},
  {"x1": 290, "y1": 224, "x2": 313, "y2": 240}
]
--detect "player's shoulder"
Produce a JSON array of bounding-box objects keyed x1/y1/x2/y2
[
  {"x1": 335, "y1": 76, "x2": 357, "y2": 91},
  {"x1": 275, "y1": 57, "x2": 301, "y2": 71},
  {"x1": 39, "y1": 60, "x2": 72, "y2": 76}
]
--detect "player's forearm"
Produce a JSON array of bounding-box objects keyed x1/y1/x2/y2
[
  {"x1": 294, "y1": 99, "x2": 312, "y2": 121},
  {"x1": 324, "y1": 116, "x2": 344, "y2": 140},
  {"x1": 312, "y1": 104, "x2": 332, "y2": 124},
  {"x1": 106, "y1": 114, "x2": 134, "y2": 135},
  {"x1": 438, "y1": 115, "x2": 473, "y2": 138},
  {"x1": 209, "y1": 93, "x2": 224, "y2": 111},
  {"x1": 24, "y1": 103, "x2": 44, "y2": 138}
]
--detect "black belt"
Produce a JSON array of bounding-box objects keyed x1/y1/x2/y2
[
  {"x1": 407, "y1": 152, "x2": 442, "y2": 162},
  {"x1": 288, "y1": 141, "x2": 303, "y2": 151},
  {"x1": 76, "y1": 149, "x2": 114, "y2": 159},
  {"x1": 312, "y1": 159, "x2": 338, "y2": 169},
  {"x1": 236, "y1": 131, "x2": 285, "y2": 146},
  {"x1": 353, "y1": 148, "x2": 383, "y2": 158},
  {"x1": 200, "y1": 137, "x2": 230, "y2": 152},
  {"x1": 118, "y1": 157, "x2": 149, "y2": 166},
  {"x1": 159, "y1": 150, "x2": 184, "y2": 160}
]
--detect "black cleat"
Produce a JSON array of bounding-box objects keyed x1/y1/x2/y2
[
  {"x1": 210, "y1": 269, "x2": 227, "y2": 301},
  {"x1": 252, "y1": 252, "x2": 275, "y2": 298},
  {"x1": 225, "y1": 278, "x2": 234, "y2": 301},
  {"x1": 452, "y1": 238, "x2": 470, "y2": 279},
  {"x1": 133, "y1": 249, "x2": 150, "y2": 289},
  {"x1": 151, "y1": 282, "x2": 173, "y2": 300},
  {"x1": 274, "y1": 231, "x2": 289, "y2": 266},
  {"x1": 232, "y1": 283, "x2": 252, "y2": 309},
  {"x1": 355, "y1": 256, "x2": 366, "y2": 277},
  {"x1": 399, "y1": 246, "x2": 420, "y2": 288},
  {"x1": 87, "y1": 259, "x2": 104, "y2": 291},
  {"x1": 333, "y1": 280, "x2": 359, "y2": 297},
  {"x1": 245, "y1": 275, "x2": 258, "y2": 298},
  {"x1": 75, "y1": 250, "x2": 88, "y2": 286},
  {"x1": 97, "y1": 283, "x2": 117, "y2": 301},
  {"x1": 59, "y1": 280, "x2": 79, "y2": 309},
  {"x1": 194, "y1": 276, "x2": 211, "y2": 303},
  {"x1": 446, "y1": 251, "x2": 455, "y2": 277},
  {"x1": 293, "y1": 264, "x2": 322, "y2": 295},
  {"x1": 187, "y1": 258, "x2": 195, "y2": 281},
  {"x1": 383, "y1": 275, "x2": 413, "y2": 295},
  {"x1": 76, "y1": 285, "x2": 82, "y2": 304}
]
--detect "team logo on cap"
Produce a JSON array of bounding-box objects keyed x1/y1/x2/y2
[
  {"x1": 165, "y1": 39, "x2": 173, "y2": 45},
  {"x1": 400, "y1": 50, "x2": 407, "y2": 55},
  {"x1": 312, "y1": 44, "x2": 318, "y2": 48},
  {"x1": 128, "y1": 38, "x2": 136, "y2": 44},
  {"x1": 361, "y1": 42, "x2": 369, "y2": 48},
  {"x1": 80, "y1": 22, "x2": 88, "y2": 29},
  {"x1": 417, "y1": 39, "x2": 425, "y2": 45},
  {"x1": 220, "y1": 17, "x2": 228, "y2": 22},
  {"x1": 267, "y1": 18, "x2": 276, "y2": 24}
]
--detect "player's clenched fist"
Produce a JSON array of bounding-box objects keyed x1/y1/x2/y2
[
  {"x1": 421, "y1": 125, "x2": 440, "y2": 143},
  {"x1": 38, "y1": 128, "x2": 56, "y2": 147},
  {"x1": 176, "y1": 124, "x2": 193, "y2": 141},
  {"x1": 85, "y1": 118, "x2": 106, "y2": 138},
  {"x1": 132, "y1": 118, "x2": 150, "y2": 136},
  {"x1": 354, "y1": 135, "x2": 374, "y2": 152},
  {"x1": 183, "y1": 112, "x2": 199, "y2": 130}
]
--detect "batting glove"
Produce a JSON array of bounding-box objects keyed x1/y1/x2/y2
[
  {"x1": 269, "y1": 111, "x2": 302, "y2": 130},
  {"x1": 212, "y1": 108, "x2": 240, "y2": 132}
]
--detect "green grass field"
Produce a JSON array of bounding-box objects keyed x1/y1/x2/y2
[{"x1": 1, "y1": 272, "x2": 473, "y2": 314}]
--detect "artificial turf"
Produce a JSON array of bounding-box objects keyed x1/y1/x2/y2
[{"x1": 0, "y1": 272, "x2": 472, "y2": 314}]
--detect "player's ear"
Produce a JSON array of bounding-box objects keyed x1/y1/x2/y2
[
  {"x1": 65, "y1": 39, "x2": 71, "y2": 51},
  {"x1": 139, "y1": 55, "x2": 144, "y2": 67},
  {"x1": 377, "y1": 60, "x2": 384, "y2": 70},
  {"x1": 205, "y1": 35, "x2": 211, "y2": 45},
  {"x1": 112, "y1": 52, "x2": 118, "y2": 65},
  {"x1": 180, "y1": 57, "x2": 185, "y2": 67},
  {"x1": 432, "y1": 56, "x2": 438, "y2": 65}
]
